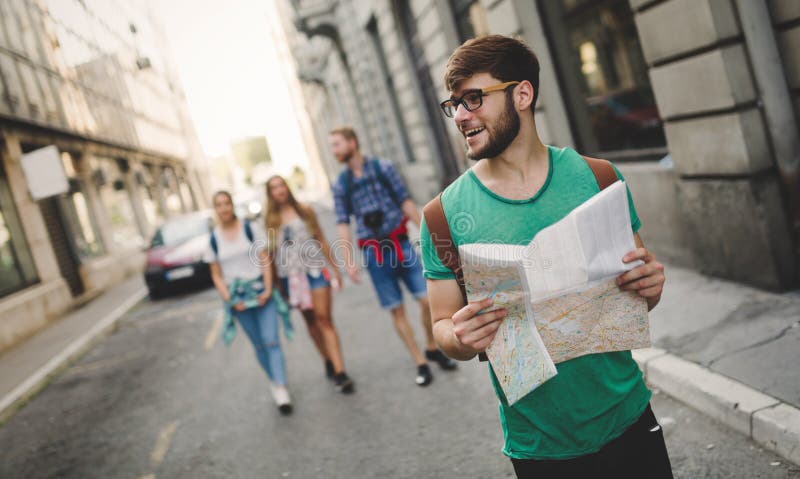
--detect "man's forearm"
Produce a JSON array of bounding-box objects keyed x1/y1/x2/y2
[
  {"x1": 401, "y1": 199, "x2": 421, "y2": 228},
  {"x1": 433, "y1": 318, "x2": 478, "y2": 361},
  {"x1": 337, "y1": 223, "x2": 355, "y2": 268}
]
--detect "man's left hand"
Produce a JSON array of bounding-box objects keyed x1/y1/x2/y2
[{"x1": 617, "y1": 247, "x2": 665, "y2": 309}]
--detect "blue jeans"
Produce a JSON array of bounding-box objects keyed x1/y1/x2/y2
[
  {"x1": 279, "y1": 270, "x2": 332, "y2": 295},
  {"x1": 232, "y1": 299, "x2": 287, "y2": 386},
  {"x1": 363, "y1": 239, "x2": 427, "y2": 310}
]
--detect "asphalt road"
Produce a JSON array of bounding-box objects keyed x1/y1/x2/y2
[
  {"x1": 1, "y1": 277, "x2": 798, "y2": 478},
  {"x1": 1, "y1": 209, "x2": 798, "y2": 478}
]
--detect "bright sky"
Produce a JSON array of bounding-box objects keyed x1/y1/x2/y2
[{"x1": 152, "y1": 0, "x2": 310, "y2": 175}]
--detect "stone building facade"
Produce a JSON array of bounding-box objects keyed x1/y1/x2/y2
[
  {"x1": 0, "y1": 0, "x2": 210, "y2": 351},
  {"x1": 280, "y1": 0, "x2": 799, "y2": 291}
]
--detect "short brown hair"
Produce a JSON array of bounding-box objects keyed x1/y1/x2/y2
[
  {"x1": 329, "y1": 126, "x2": 359, "y2": 149},
  {"x1": 444, "y1": 35, "x2": 540, "y2": 109}
]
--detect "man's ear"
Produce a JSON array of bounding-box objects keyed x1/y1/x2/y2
[{"x1": 516, "y1": 80, "x2": 535, "y2": 113}]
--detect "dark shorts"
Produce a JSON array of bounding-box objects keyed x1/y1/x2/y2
[
  {"x1": 511, "y1": 403, "x2": 673, "y2": 478},
  {"x1": 362, "y1": 239, "x2": 427, "y2": 310}
]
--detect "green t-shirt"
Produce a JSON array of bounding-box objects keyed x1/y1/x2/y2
[{"x1": 420, "y1": 146, "x2": 651, "y2": 460}]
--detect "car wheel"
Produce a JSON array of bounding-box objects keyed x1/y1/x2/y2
[{"x1": 148, "y1": 288, "x2": 162, "y2": 300}]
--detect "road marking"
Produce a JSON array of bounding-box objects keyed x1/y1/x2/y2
[
  {"x1": 204, "y1": 311, "x2": 224, "y2": 351},
  {"x1": 138, "y1": 475, "x2": 156, "y2": 479},
  {"x1": 150, "y1": 420, "x2": 178, "y2": 467}
]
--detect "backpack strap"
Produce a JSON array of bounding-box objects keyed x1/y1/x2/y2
[
  {"x1": 340, "y1": 168, "x2": 355, "y2": 217},
  {"x1": 209, "y1": 220, "x2": 255, "y2": 261},
  {"x1": 581, "y1": 155, "x2": 618, "y2": 190},
  {"x1": 209, "y1": 230, "x2": 218, "y2": 259},
  {"x1": 423, "y1": 194, "x2": 466, "y2": 301},
  {"x1": 243, "y1": 219, "x2": 254, "y2": 243},
  {"x1": 340, "y1": 158, "x2": 402, "y2": 216},
  {"x1": 423, "y1": 193, "x2": 489, "y2": 362}
]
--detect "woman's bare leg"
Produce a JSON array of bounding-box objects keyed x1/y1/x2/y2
[
  {"x1": 301, "y1": 308, "x2": 329, "y2": 362},
  {"x1": 311, "y1": 286, "x2": 345, "y2": 374}
]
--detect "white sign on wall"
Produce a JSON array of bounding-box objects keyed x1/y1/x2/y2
[{"x1": 20, "y1": 145, "x2": 69, "y2": 200}]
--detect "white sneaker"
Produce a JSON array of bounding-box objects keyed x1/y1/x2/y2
[{"x1": 271, "y1": 385, "x2": 293, "y2": 415}]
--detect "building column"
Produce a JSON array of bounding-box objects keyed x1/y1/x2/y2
[
  {"x1": 1, "y1": 134, "x2": 61, "y2": 283},
  {"x1": 507, "y1": 0, "x2": 577, "y2": 148},
  {"x1": 123, "y1": 160, "x2": 151, "y2": 240}
]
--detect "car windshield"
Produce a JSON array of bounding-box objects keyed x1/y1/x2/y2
[{"x1": 151, "y1": 214, "x2": 210, "y2": 247}]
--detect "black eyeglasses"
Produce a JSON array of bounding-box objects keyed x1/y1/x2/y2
[{"x1": 439, "y1": 81, "x2": 520, "y2": 118}]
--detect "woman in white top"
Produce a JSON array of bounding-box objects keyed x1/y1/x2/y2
[
  {"x1": 265, "y1": 176, "x2": 354, "y2": 393},
  {"x1": 206, "y1": 190, "x2": 292, "y2": 414}
]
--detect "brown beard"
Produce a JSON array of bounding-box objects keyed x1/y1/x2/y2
[
  {"x1": 338, "y1": 146, "x2": 355, "y2": 164},
  {"x1": 467, "y1": 91, "x2": 521, "y2": 161}
]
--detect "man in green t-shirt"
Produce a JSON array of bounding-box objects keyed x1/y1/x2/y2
[{"x1": 419, "y1": 35, "x2": 672, "y2": 477}]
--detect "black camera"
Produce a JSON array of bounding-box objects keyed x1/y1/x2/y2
[{"x1": 363, "y1": 210, "x2": 384, "y2": 231}]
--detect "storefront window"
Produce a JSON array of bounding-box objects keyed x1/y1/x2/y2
[
  {"x1": 140, "y1": 164, "x2": 164, "y2": 230},
  {"x1": 59, "y1": 152, "x2": 104, "y2": 258},
  {"x1": 178, "y1": 177, "x2": 196, "y2": 212},
  {"x1": 540, "y1": 0, "x2": 666, "y2": 158},
  {"x1": 0, "y1": 161, "x2": 38, "y2": 297},
  {"x1": 91, "y1": 156, "x2": 144, "y2": 250},
  {"x1": 162, "y1": 167, "x2": 184, "y2": 215}
]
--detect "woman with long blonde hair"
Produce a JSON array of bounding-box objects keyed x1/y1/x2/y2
[{"x1": 265, "y1": 175, "x2": 354, "y2": 393}]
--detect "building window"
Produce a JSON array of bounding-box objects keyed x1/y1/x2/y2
[
  {"x1": 60, "y1": 152, "x2": 104, "y2": 258},
  {"x1": 0, "y1": 159, "x2": 38, "y2": 297},
  {"x1": 178, "y1": 176, "x2": 196, "y2": 212},
  {"x1": 91, "y1": 156, "x2": 144, "y2": 250},
  {"x1": 540, "y1": 0, "x2": 666, "y2": 159},
  {"x1": 139, "y1": 164, "x2": 164, "y2": 230},
  {"x1": 162, "y1": 167, "x2": 184, "y2": 215},
  {"x1": 450, "y1": 0, "x2": 489, "y2": 42}
]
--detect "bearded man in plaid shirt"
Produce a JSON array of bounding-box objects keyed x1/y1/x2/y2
[{"x1": 329, "y1": 126, "x2": 457, "y2": 386}]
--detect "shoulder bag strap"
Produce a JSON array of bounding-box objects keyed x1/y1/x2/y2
[
  {"x1": 423, "y1": 193, "x2": 488, "y2": 362},
  {"x1": 581, "y1": 155, "x2": 618, "y2": 190}
]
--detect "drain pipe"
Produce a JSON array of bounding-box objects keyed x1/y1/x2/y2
[{"x1": 734, "y1": 0, "x2": 800, "y2": 237}]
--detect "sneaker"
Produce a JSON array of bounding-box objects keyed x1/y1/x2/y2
[
  {"x1": 271, "y1": 385, "x2": 293, "y2": 415},
  {"x1": 425, "y1": 349, "x2": 458, "y2": 371},
  {"x1": 325, "y1": 360, "x2": 335, "y2": 380},
  {"x1": 415, "y1": 364, "x2": 433, "y2": 387},
  {"x1": 333, "y1": 372, "x2": 355, "y2": 394}
]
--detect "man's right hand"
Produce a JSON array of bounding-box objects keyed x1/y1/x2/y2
[
  {"x1": 451, "y1": 298, "x2": 507, "y2": 355},
  {"x1": 346, "y1": 264, "x2": 361, "y2": 284}
]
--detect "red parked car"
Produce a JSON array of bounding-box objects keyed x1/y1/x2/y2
[{"x1": 144, "y1": 211, "x2": 214, "y2": 299}]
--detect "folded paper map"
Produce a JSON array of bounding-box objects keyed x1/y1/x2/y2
[
  {"x1": 459, "y1": 181, "x2": 650, "y2": 405},
  {"x1": 460, "y1": 244, "x2": 557, "y2": 406}
]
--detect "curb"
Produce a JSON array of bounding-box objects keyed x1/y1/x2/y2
[
  {"x1": 633, "y1": 348, "x2": 800, "y2": 466},
  {"x1": 0, "y1": 288, "x2": 147, "y2": 422}
]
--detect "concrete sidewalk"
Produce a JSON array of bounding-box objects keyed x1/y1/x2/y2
[
  {"x1": 640, "y1": 264, "x2": 800, "y2": 465},
  {"x1": 0, "y1": 275, "x2": 147, "y2": 422},
  {"x1": 0, "y1": 262, "x2": 798, "y2": 466}
]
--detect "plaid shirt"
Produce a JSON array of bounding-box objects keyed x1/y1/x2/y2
[{"x1": 332, "y1": 157, "x2": 410, "y2": 240}]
